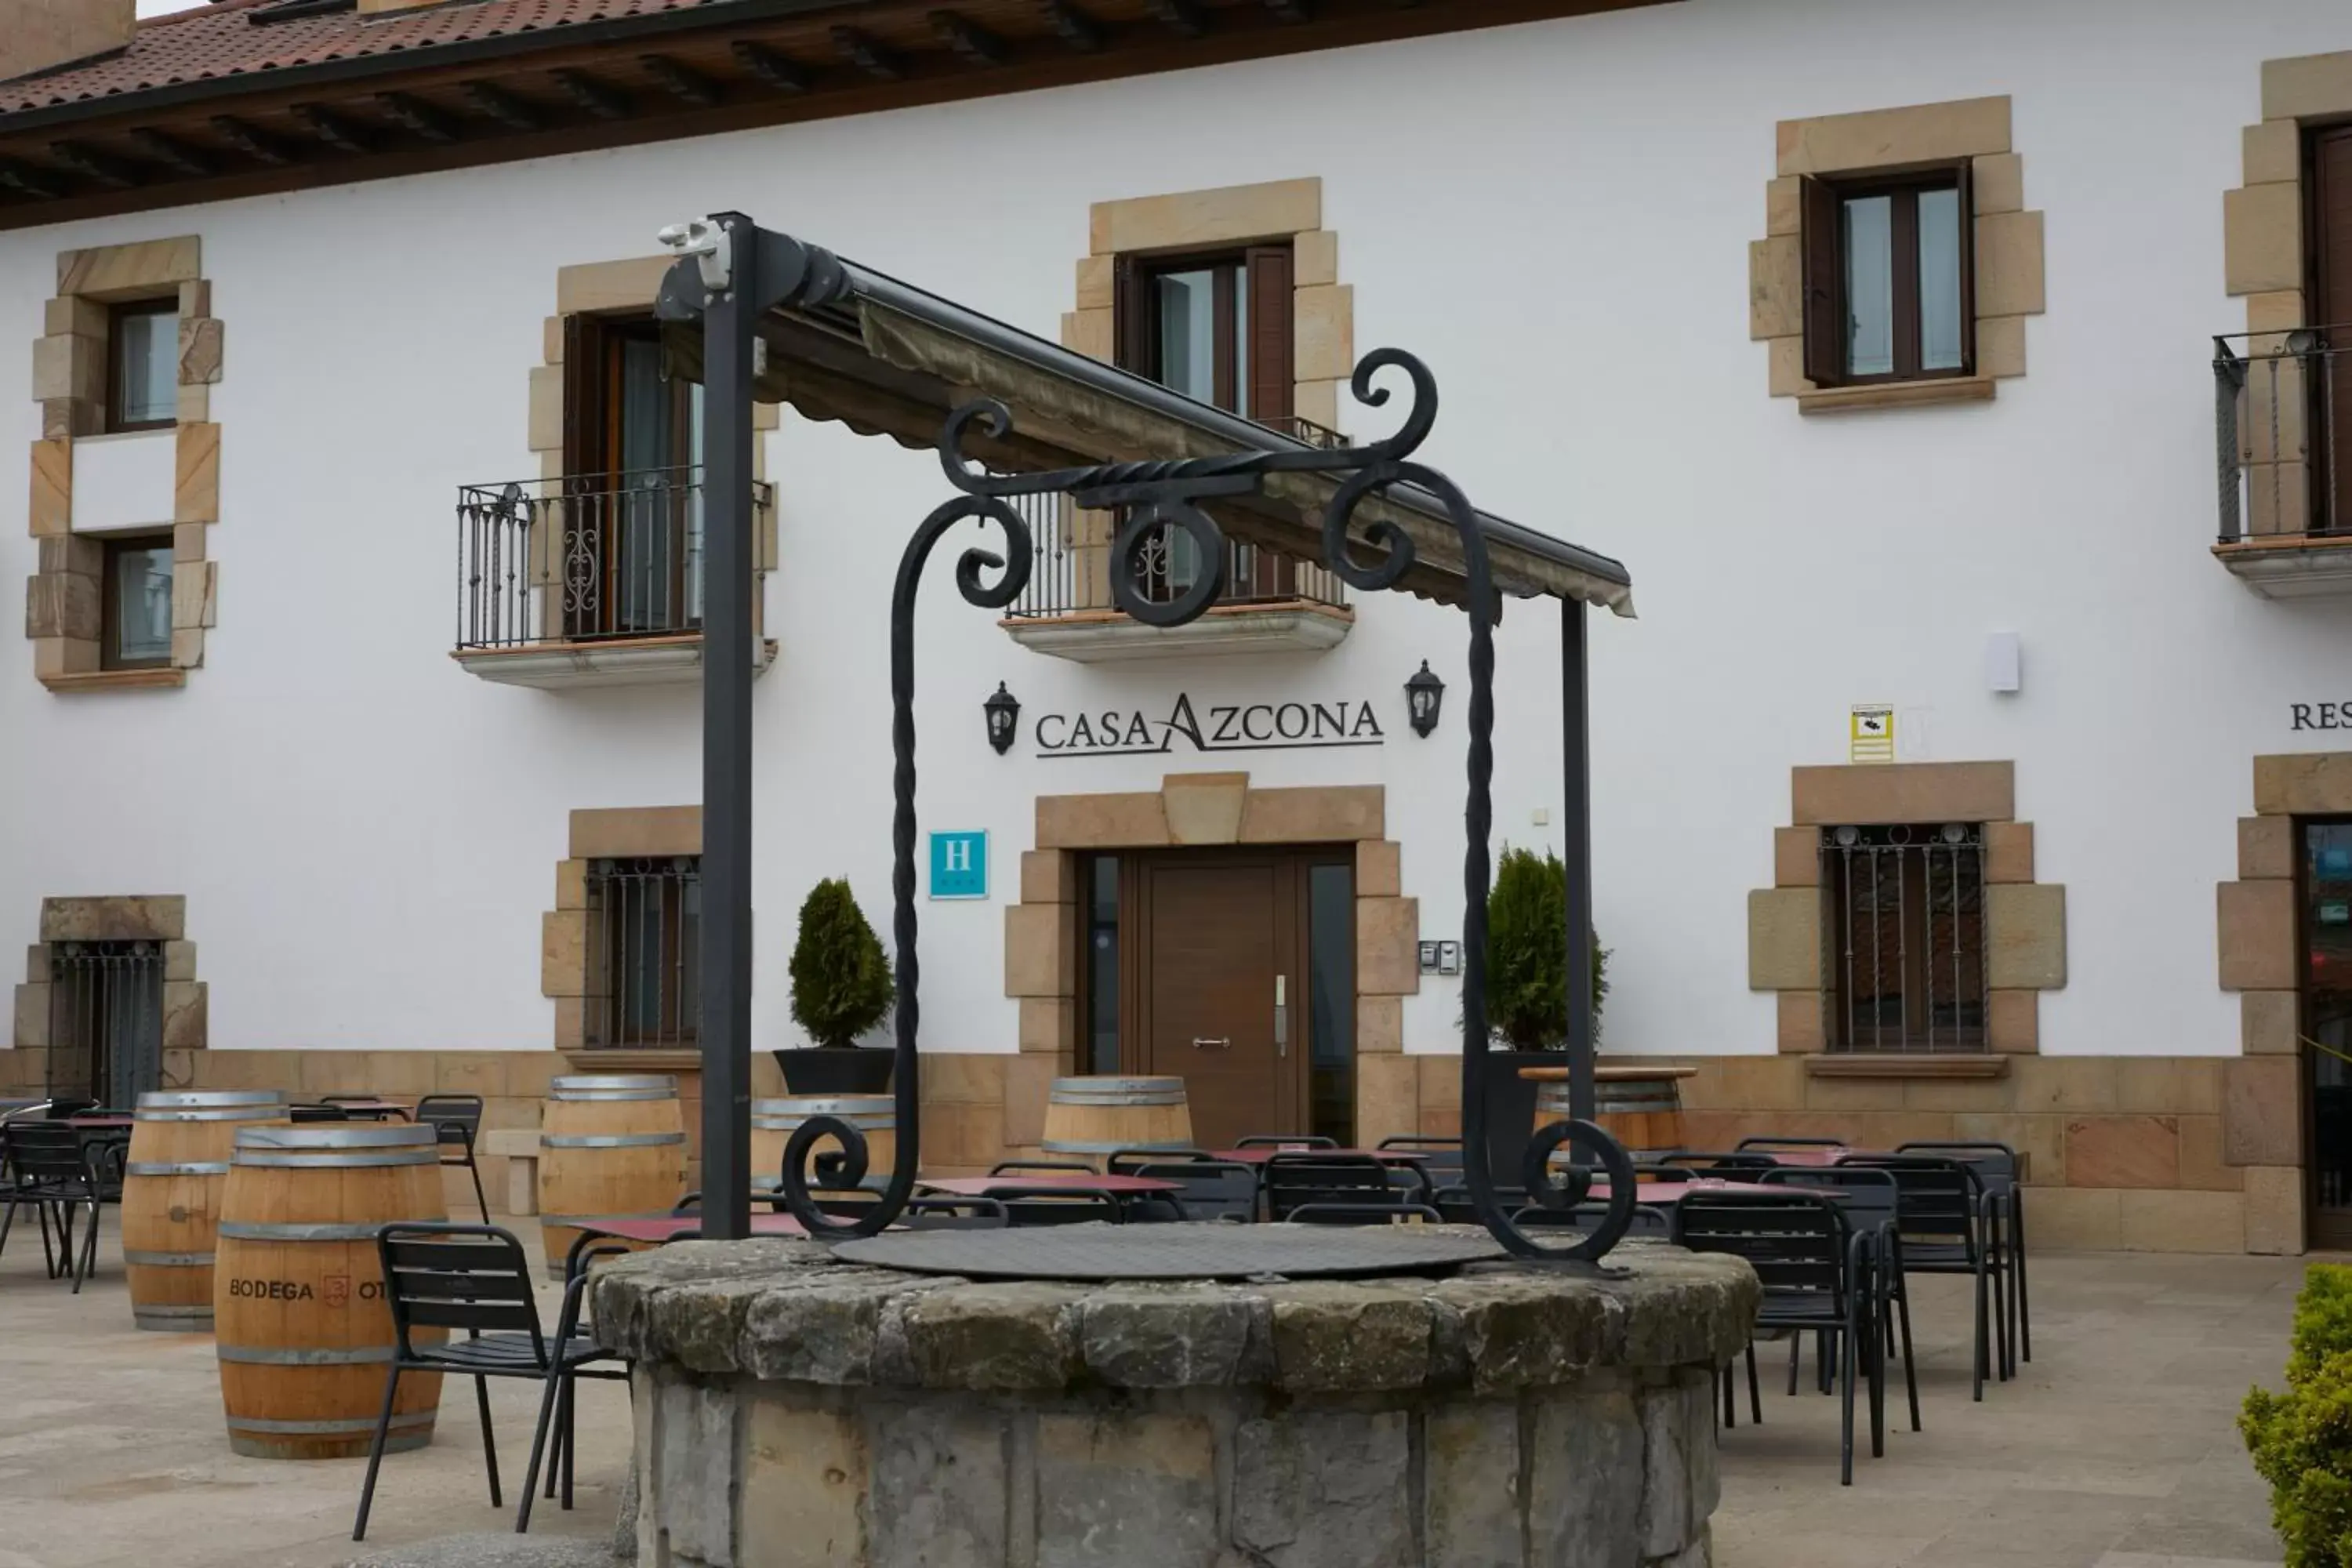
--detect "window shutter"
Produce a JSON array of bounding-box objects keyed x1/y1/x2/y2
[
  {"x1": 1798, "y1": 176, "x2": 1843, "y2": 387},
  {"x1": 1112, "y1": 255, "x2": 1151, "y2": 374},
  {"x1": 1954, "y1": 161, "x2": 1976, "y2": 376},
  {"x1": 1246, "y1": 245, "x2": 1294, "y2": 425},
  {"x1": 561, "y1": 313, "x2": 612, "y2": 480}
]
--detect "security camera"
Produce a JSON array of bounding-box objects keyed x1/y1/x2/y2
[{"x1": 658, "y1": 219, "x2": 731, "y2": 293}]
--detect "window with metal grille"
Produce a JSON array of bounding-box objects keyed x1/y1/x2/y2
[
  {"x1": 49, "y1": 939, "x2": 165, "y2": 1105},
  {"x1": 586, "y1": 856, "x2": 700, "y2": 1048},
  {"x1": 1820, "y1": 824, "x2": 1986, "y2": 1053}
]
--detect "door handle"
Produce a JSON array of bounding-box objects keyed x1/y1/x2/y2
[
  {"x1": 1274, "y1": 975, "x2": 1288, "y2": 1058},
  {"x1": 1192, "y1": 1036, "x2": 1230, "y2": 1050}
]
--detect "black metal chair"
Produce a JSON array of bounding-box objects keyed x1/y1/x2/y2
[
  {"x1": 994, "y1": 1185, "x2": 1123, "y2": 1226},
  {"x1": 1236, "y1": 1134, "x2": 1337, "y2": 1150},
  {"x1": 989, "y1": 1159, "x2": 1096, "y2": 1177},
  {"x1": 354, "y1": 1224, "x2": 628, "y2": 1540},
  {"x1": 1125, "y1": 1158, "x2": 1258, "y2": 1222},
  {"x1": 1736, "y1": 1136, "x2": 1848, "y2": 1152},
  {"x1": 1838, "y1": 1153, "x2": 2002, "y2": 1399},
  {"x1": 1263, "y1": 1152, "x2": 1427, "y2": 1221},
  {"x1": 1283, "y1": 1202, "x2": 1445, "y2": 1225},
  {"x1": 1673, "y1": 1189, "x2": 1876, "y2": 1485},
  {"x1": 1511, "y1": 1200, "x2": 1673, "y2": 1240},
  {"x1": 0, "y1": 1123, "x2": 106, "y2": 1290},
  {"x1": 1759, "y1": 1165, "x2": 1918, "y2": 1434},
  {"x1": 1377, "y1": 1136, "x2": 1466, "y2": 1186},
  {"x1": 1664, "y1": 1150, "x2": 1777, "y2": 1174},
  {"x1": 416, "y1": 1094, "x2": 489, "y2": 1223},
  {"x1": 1107, "y1": 1147, "x2": 1213, "y2": 1175},
  {"x1": 1898, "y1": 1139, "x2": 2030, "y2": 1368},
  {"x1": 1429, "y1": 1183, "x2": 1529, "y2": 1226}
]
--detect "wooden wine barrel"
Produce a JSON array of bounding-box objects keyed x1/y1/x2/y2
[
  {"x1": 122, "y1": 1090, "x2": 286, "y2": 1332},
  {"x1": 214, "y1": 1123, "x2": 448, "y2": 1460},
  {"x1": 750, "y1": 1097, "x2": 896, "y2": 1194},
  {"x1": 537, "y1": 1075, "x2": 686, "y2": 1277},
  {"x1": 1534, "y1": 1068, "x2": 1691, "y2": 1156},
  {"x1": 1040, "y1": 1076, "x2": 1192, "y2": 1159}
]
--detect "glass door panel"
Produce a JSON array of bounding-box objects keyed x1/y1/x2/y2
[{"x1": 2305, "y1": 822, "x2": 2352, "y2": 1245}]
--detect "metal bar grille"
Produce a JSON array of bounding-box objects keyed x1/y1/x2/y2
[
  {"x1": 586, "y1": 857, "x2": 702, "y2": 1049},
  {"x1": 48, "y1": 941, "x2": 164, "y2": 1105},
  {"x1": 1821, "y1": 825, "x2": 1985, "y2": 1054},
  {"x1": 2214, "y1": 325, "x2": 2350, "y2": 543}
]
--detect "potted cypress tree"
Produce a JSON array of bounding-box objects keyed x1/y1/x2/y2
[
  {"x1": 1475, "y1": 846, "x2": 1608, "y2": 1188},
  {"x1": 778, "y1": 877, "x2": 898, "y2": 1095}
]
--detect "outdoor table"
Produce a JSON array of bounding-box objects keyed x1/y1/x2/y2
[
  {"x1": 1207, "y1": 1146, "x2": 1428, "y2": 1165},
  {"x1": 918, "y1": 1174, "x2": 1179, "y2": 1197},
  {"x1": 323, "y1": 1100, "x2": 413, "y2": 1122},
  {"x1": 1584, "y1": 1178, "x2": 1825, "y2": 1204},
  {"x1": 572, "y1": 1212, "x2": 810, "y2": 1245},
  {"x1": 63, "y1": 1116, "x2": 134, "y2": 1130}
]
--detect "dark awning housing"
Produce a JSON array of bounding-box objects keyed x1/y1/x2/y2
[{"x1": 660, "y1": 232, "x2": 1633, "y2": 617}]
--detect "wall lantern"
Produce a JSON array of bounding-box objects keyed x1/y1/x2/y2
[
  {"x1": 1405, "y1": 661, "x2": 1446, "y2": 738},
  {"x1": 984, "y1": 682, "x2": 1022, "y2": 755}
]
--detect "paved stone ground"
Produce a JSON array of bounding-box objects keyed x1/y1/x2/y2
[
  {"x1": 0, "y1": 1215, "x2": 2303, "y2": 1568},
  {"x1": 1714, "y1": 1249, "x2": 2299, "y2": 1568}
]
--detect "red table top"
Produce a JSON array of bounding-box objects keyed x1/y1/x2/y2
[
  {"x1": 573, "y1": 1213, "x2": 810, "y2": 1243},
  {"x1": 1209, "y1": 1146, "x2": 1431, "y2": 1165},
  {"x1": 921, "y1": 1174, "x2": 1178, "y2": 1196},
  {"x1": 1591, "y1": 1178, "x2": 1821, "y2": 1203}
]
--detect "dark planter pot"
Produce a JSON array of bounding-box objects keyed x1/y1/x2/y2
[
  {"x1": 774, "y1": 1047, "x2": 896, "y2": 1097},
  {"x1": 1475, "y1": 1050, "x2": 1558, "y2": 1192}
]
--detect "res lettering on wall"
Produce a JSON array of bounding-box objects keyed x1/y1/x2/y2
[{"x1": 2292, "y1": 704, "x2": 2352, "y2": 731}]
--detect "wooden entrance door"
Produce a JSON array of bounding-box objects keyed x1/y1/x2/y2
[
  {"x1": 1139, "y1": 855, "x2": 1298, "y2": 1153},
  {"x1": 2304, "y1": 820, "x2": 2352, "y2": 1249}
]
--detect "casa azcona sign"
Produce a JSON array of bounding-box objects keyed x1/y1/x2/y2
[{"x1": 1034, "y1": 692, "x2": 1385, "y2": 758}]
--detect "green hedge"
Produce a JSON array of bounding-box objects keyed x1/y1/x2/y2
[{"x1": 2242, "y1": 1263, "x2": 2352, "y2": 1566}]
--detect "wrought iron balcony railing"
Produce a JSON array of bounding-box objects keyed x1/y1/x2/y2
[
  {"x1": 1000, "y1": 416, "x2": 1350, "y2": 622},
  {"x1": 2215, "y1": 326, "x2": 2352, "y2": 543},
  {"x1": 456, "y1": 467, "x2": 773, "y2": 650}
]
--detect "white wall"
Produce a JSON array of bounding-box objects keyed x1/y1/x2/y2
[{"x1": 4, "y1": 0, "x2": 2348, "y2": 1064}]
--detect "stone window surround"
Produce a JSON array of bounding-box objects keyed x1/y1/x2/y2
[
  {"x1": 2220, "y1": 51, "x2": 2352, "y2": 542},
  {"x1": 1749, "y1": 96, "x2": 2044, "y2": 413},
  {"x1": 2212, "y1": 751, "x2": 2352, "y2": 1253},
  {"x1": 527, "y1": 257, "x2": 779, "y2": 644},
  {"x1": 1746, "y1": 761, "x2": 2065, "y2": 1062},
  {"x1": 1002, "y1": 771, "x2": 1422, "y2": 1149},
  {"x1": 26, "y1": 236, "x2": 223, "y2": 691},
  {"x1": 543, "y1": 804, "x2": 704, "y2": 1059},
  {"x1": 1051, "y1": 179, "x2": 1354, "y2": 614},
  {"x1": 12, "y1": 896, "x2": 207, "y2": 1088}
]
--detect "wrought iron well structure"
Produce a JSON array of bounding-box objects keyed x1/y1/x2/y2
[{"x1": 657, "y1": 212, "x2": 1633, "y2": 1265}]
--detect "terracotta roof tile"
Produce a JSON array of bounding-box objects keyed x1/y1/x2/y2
[{"x1": 0, "y1": 0, "x2": 741, "y2": 118}]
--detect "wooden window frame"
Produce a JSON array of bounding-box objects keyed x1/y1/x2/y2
[
  {"x1": 1801, "y1": 165, "x2": 1975, "y2": 388},
  {"x1": 1112, "y1": 243, "x2": 1295, "y2": 424},
  {"x1": 104, "y1": 298, "x2": 178, "y2": 434},
  {"x1": 99, "y1": 532, "x2": 174, "y2": 672},
  {"x1": 558, "y1": 313, "x2": 703, "y2": 640}
]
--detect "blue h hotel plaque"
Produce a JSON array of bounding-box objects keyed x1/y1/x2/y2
[{"x1": 929, "y1": 831, "x2": 989, "y2": 900}]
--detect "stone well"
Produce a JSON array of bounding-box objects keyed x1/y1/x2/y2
[{"x1": 593, "y1": 1232, "x2": 1757, "y2": 1568}]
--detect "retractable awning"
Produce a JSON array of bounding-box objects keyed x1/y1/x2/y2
[{"x1": 659, "y1": 233, "x2": 1633, "y2": 617}]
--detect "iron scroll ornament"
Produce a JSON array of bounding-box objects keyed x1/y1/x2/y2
[{"x1": 780, "y1": 349, "x2": 1635, "y2": 1262}]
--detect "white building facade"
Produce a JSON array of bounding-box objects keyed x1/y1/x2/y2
[{"x1": 3, "y1": 0, "x2": 2349, "y2": 1252}]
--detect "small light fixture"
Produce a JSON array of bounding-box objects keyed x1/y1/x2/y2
[
  {"x1": 983, "y1": 682, "x2": 1021, "y2": 755},
  {"x1": 1405, "y1": 661, "x2": 1445, "y2": 738}
]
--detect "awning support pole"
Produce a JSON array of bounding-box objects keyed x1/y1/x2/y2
[{"x1": 1562, "y1": 598, "x2": 1595, "y2": 1123}]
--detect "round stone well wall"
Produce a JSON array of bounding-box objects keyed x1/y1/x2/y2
[{"x1": 593, "y1": 1234, "x2": 1759, "y2": 1568}]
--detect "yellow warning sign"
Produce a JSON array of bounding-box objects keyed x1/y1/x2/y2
[{"x1": 1849, "y1": 705, "x2": 1895, "y2": 764}]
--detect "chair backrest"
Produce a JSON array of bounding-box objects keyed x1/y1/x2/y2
[
  {"x1": 1107, "y1": 1147, "x2": 1214, "y2": 1176},
  {"x1": 1759, "y1": 1165, "x2": 1900, "y2": 1237},
  {"x1": 376, "y1": 1224, "x2": 544, "y2": 1363},
  {"x1": 1263, "y1": 1153, "x2": 1405, "y2": 1220},
  {"x1": 1671, "y1": 1191, "x2": 1852, "y2": 1312},
  {"x1": 1666, "y1": 1150, "x2": 1776, "y2": 1174},
  {"x1": 1377, "y1": 1136, "x2": 1466, "y2": 1185},
  {"x1": 1236, "y1": 1134, "x2": 1337, "y2": 1150},
  {"x1": 995, "y1": 1187, "x2": 1123, "y2": 1227},
  {"x1": 901, "y1": 1196, "x2": 1009, "y2": 1230},
  {"x1": 1284, "y1": 1202, "x2": 1443, "y2": 1226},
  {"x1": 415, "y1": 1094, "x2": 484, "y2": 1148},
  {"x1": 1833, "y1": 1155, "x2": 1981, "y2": 1247},
  {"x1": 1, "y1": 1123, "x2": 93, "y2": 1185},
  {"x1": 1130, "y1": 1160, "x2": 1258, "y2": 1221},
  {"x1": 1512, "y1": 1200, "x2": 1673, "y2": 1240},
  {"x1": 1894, "y1": 1140, "x2": 2020, "y2": 1196},
  {"x1": 1736, "y1": 1136, "x2": 1847, "y2": 1151},
  {"x1": 989, "y1": 1159, "x2": 1095, "y2": 1177},
  {"x1": 289, "y1": 1103, "x2": 350, "y2": 1123}
]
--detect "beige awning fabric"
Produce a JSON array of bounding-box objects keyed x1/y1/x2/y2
[{"x1": 660, "y1": 249, "x2": 1635, "y2": 618}]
